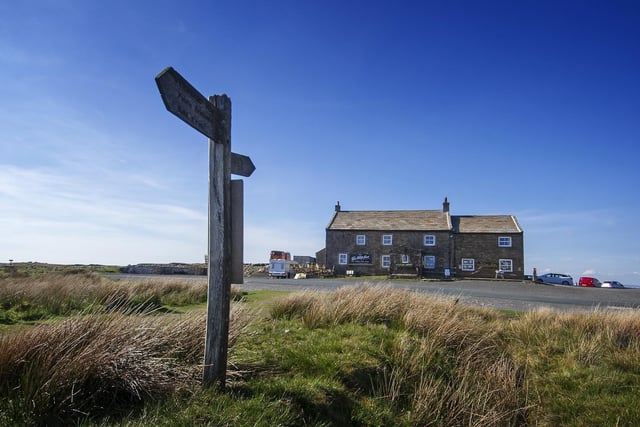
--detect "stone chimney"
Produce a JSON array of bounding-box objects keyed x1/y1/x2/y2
[
  {"x1": 335, "y1": 201, "x2": 341, "y2": 212},
  {"x1": 442, "y1": 197, "x2": 450, "y2": 213}
]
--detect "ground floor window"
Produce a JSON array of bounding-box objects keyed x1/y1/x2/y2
[
  {"x1": 461, "y1": 258, "x2": 475, "y2": 271},
  {"x1": 338, "y1": 253, "x2": 347, "y2": 265},
  {"x1": 423, "y1": 255, "x2": 436, "y2": 269},
  {"x1": 499, "y1": 259, "x2": 513, "y2": 272},
  {"x1": 381, "y1": 255, "x2": 391, "y2": 268},
  {"x1": 401, "y1": 254, "x2": 410, "y2": 264}
]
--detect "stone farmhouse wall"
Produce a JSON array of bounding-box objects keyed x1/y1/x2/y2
[
  {"x1": 326, "y1": 229, "x2": 453, "y2": 277},
  {"x1": 453, "y1": 232, "x2": 524, "y2": 279}
]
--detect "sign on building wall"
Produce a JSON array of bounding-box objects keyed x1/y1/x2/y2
[{"x1": 350, "y1": 253, "x2": 372, "y2": 264}]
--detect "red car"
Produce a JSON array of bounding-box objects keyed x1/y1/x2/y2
[{"x1": 578, "y1": 276, "x2": 602, "y2": 287}]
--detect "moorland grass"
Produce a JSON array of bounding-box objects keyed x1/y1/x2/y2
[
  {"x1": 268, "y1": 285, "x2": 528, "y2": 426},
  {"x1": 0, "y1": 271, "x2": 238, "y2": 324},
  {"x1": 0, "y1": 297, "x2": 252, "y2": 425},
  {"x1": 2, "y1": 275, "x2": 640, "y2": 426}
]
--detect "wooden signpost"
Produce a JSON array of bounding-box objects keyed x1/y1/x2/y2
[{"x1": 155, "y1": 66, "x2": 255, "y2": 388}]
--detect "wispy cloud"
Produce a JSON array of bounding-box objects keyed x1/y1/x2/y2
[
  {"x1": 0, "y1": 165, "x2": 206, "y2": 264},
  {"x1": 517, "y1": 209, "x2": 617, "y2": 232}
]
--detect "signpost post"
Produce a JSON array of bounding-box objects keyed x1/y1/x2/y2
[{"x1": 155, "y1": 66, "x2": 254, "y2": 388}]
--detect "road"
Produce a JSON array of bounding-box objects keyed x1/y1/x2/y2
[{"x1": 107, "y1": 274, "x2": 640, "y2": 313}]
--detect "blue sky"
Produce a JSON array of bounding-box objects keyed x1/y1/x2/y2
[{"x1": 1, "y1": 1, "x2": 639, "y2": 285}]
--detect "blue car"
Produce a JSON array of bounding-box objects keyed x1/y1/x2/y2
[{"x1": 536, "y1": 273, "x2": 574, "y2": 286}]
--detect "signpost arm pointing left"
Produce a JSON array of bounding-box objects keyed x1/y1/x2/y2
[{"x1": 155, "y1": 67, "x2": 219, "y2": 142}]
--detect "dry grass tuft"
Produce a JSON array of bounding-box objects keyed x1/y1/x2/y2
[
  {"x1": 271, "y1": 284, "x2": 529, "y2": 425},
  {"x1": 0, "y1": 272, "x2": 214, "y2": 324},
  {"x1": 509, "y1": 307, "x2": 640, "y2": 365},
  {"x1": 0, "y1": 298, "x2": 253, "y2": 425}
]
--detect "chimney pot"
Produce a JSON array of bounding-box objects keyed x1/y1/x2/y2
[{"x1": 443, "y1": 197, "x2": 450, "y2": 213}]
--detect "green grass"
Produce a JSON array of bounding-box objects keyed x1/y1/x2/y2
[
  {"x1": 506, "y1": 308, "x2": 640, "y2": 425},
  {"x1": 0, "y1": 272, "x2": 213, "y2": 324},
  {"x1": 2, "y1": 276, "x2": 640, "y2": 426},
  {"x1": 1, "y1": 263, "x2": 122, "y2": 279}
]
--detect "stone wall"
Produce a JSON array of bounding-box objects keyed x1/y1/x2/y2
[
  {"x1": 121, "y1": 263, "x2": 207, "y2": 275},
  {"x1": 453, "y1": 232, "x2": 524, "y2": 279},
  {"x1": 326, "y1": 229, "x2": 453, "y2": 277}
]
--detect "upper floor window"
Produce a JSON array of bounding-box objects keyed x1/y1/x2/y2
[
  {"x1": 356, "y1": 235, "x2": 366, "y2": 245},
  {"x1": 423, "y1": 235, "x2": 436, "y2": 246},
  {"x1": 381, "y1": 255, "x2": 391, "y2": 268},
  {"x1": 338, "y1": 253, "x2": 348, "y2": 265},
  {"x1": 499, "y1": 259, "x2": 513, "y2": 272},
  {"x1": 498, "y1": 236, "x2": 512, "y2": 247},
  {"x1": 382, "y1": 234, "x2": 393, "y2": 245}
]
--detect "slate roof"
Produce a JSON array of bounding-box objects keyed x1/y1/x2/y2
[
  {"x1": 327, "y1": 210, "x2": 451, "y2": 231},
  {"x1": 452, "y1": 215, "x2": 522, "y2": 233},
  {"x1": 327, "y1": 210, "x2": 522, "y2": 233}
]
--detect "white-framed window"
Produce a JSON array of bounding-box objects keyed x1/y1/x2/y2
[
  {"x1": 338, "y1": 253, "x2": 348, "y2": 265},
  {"x1": 498, "y1": 236, "x2": 512, "y2": 247},
  {"x1": 381, "y1": 255, "x2": 391, "y2": 268},
  {"x1": 356, "y1": 235, "x2": 366, "y2": 245},
  {"x1": 461, "y1": 258, "x2": 475, "y2": 271},
  {"x1": 382, "y1": 234, "x2": 393, "y2": 245},
  {"x1": 401, "y1": 254, "x2": 410, "y2": 264},
  {"x1": 423, "y1": 255, "x2": 436, "y2": 269},
  {"x1": 423, "y1": 234, "x2": 436, "y2": 246},
  {"x1": 499, "y1": 259, "x2": 513, "y2": 272}
]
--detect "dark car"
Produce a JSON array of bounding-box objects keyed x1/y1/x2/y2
[
  {"x1": 578, "y1": 276, "x2": 601, "y2": 287},
  {"x1": 536, "y1": 273, "x2": 574, "y2": 286},
  {"x1": 601, "y1": 280, "x2": 625, "y2": 289}
]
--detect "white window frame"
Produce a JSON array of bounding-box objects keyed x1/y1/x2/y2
[
  {"x1": 381, "y1": 255, "x2": 391, "y2": 269},
  {"x1": 401, "y1": 254, "x2": 410, "y2": 264},
  {"x1": 382, "y1": 234, "x2": 393, "y2": 246},
  {"x1": 423, "y1": 255, "x2": 436, "y2": 269},
  {"x1": 423, "y1": 234, "x2": 436, "y2": 246},
  {"x1": 356, "y1": 234, "x2": 366, "y2": 245},
  {"x1": 338, "y1": 253, "x2": 348, "y2": 265},
  {"x1": 461, "y1": 258, "x2": 475, "y2": 271},
  {"x1": 498, "y1": 236, "x2": 512, "y2": 247},
  {"x1": 499, "y1": 259, "x2": 513, "y2": 272}
]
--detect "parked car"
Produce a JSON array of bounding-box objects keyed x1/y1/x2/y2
[
  {"x1": 536, "y1": 273, "x2": 574, "y2": 286},
  {"x1": 578, "y1": 276, "x2": 602, "y2": 287},
  {"x1": 601, "y1": 280, "x2": 625, "y2": 289}
]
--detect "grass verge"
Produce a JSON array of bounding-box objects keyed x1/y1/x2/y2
[{"x1": 1, "y1": 277, "x2": 640, "y2": 425}]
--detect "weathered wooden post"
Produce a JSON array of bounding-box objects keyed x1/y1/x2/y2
[{"x1": 155, "y1": 67, "x2": 255, "y2": 388}]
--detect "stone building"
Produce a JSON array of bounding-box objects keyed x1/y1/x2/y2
[{"x1": 324, "y1": 198, "x2": 524, "y2": 279}]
